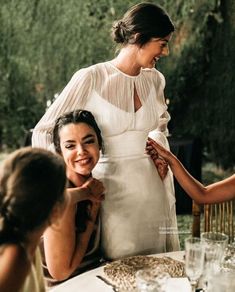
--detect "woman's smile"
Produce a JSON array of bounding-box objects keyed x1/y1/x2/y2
[
  {"x1": 74, "y1": 157, "x2": 92, "y2": 166},
  {"x1": 59, "y1": 122, "x2": 100, "y2": 178}
]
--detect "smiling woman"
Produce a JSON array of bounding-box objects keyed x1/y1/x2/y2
[
  {"x1": 111, "y1": 34, "x2": 171, "y2": 76},
  {"x1": 42, "y1": 110, "x2": 105, "y2": 285},
  {"x1": 32, "y1": 2, "x2": 179, "y2": 266},
  {"x1": 55, "y1": 120, "x2": 100, "y2": 178}
]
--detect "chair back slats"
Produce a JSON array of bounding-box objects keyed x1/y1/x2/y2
[{"x1": 203, "y1": 200, "x2": 234, "y2": 243}]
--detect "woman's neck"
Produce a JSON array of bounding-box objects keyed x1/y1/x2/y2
[{"x1": 112, "y1": 46, "x2": 141, "y2": 76}]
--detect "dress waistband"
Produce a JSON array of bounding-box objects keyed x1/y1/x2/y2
[{"x1": 103, "y1": 131, "x2": 148, "y2": 158}]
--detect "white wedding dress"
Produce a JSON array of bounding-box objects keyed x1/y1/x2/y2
[{"x1": 32, "y1": 61, "x2": 180, "y2": 260}]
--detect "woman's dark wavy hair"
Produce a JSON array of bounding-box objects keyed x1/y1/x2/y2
[
  {"x1": 53, "y1": 109, "x2": 103, "y2": 154},
  {"x1": 0, "y1": 147, "x2": 66, "y2": 245},
  {"x1": 112, "y1": 2, "x2": 175, "y2": 46},
  {"x1": 52, "y1": 110, "x2": 103, "y2": 233}
]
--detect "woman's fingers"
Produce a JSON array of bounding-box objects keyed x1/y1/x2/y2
[
  {"x1": 155, "y1": 157, "x2": 169, "y2": 178},
  {"x1": 146, "y1": 138, "x2": 171, "y2": 179},
  {"x1": 156, "y1": 158, "x2": 169, "y2": 180},
  {"x1": 147, "y1": 138, "x2": 171, "y2": 161},
  {"x1": 84, "y1": 178, "x2": 105, "y2": 202}
]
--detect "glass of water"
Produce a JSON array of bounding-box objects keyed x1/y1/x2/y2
[{"x1": 185, "y1": 237, "x2": 205, "y2": 292}]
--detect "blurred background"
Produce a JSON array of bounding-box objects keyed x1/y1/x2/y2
[{"x1": 0, "y1": 0, "x2": 234, "y2": 247}]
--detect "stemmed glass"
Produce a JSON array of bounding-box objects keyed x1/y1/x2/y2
[{"x1": 184, "y1": 237, "x2": 205, "y2": 292}]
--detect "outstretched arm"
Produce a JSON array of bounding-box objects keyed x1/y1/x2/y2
[{"x1": 146, "y1": 137, "x2": 235, "y2": 204}]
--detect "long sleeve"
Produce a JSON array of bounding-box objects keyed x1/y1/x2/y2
[
  {"x1": 148, "y1": 71, "x2": 180, "y2": 251},
  {"x1": 148, "y1": 70, "x2": 170, "y2": 149},
  {"x1": 32, "y1": 68, "x2": 93, "y2": 149}
]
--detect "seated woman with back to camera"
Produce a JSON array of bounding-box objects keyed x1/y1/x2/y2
[{"x1": 0, "y1": 147, "x2": 67, "y2": 292}]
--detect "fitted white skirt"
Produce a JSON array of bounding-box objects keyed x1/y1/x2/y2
[{"x1": 93, "y1": 153, "x2": 179, "y2": 260}]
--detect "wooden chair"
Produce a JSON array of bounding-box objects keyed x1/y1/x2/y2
[{"x1": 192, "y1": 200, "x2": 235, "y2": 243}]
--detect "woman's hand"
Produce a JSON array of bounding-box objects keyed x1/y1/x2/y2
[
  {"x1": 67, "y1": 178, "x2": 105, "y2": 204},
  {"x1": 154, "y1": 157, "x2": 169, "y2": 180},
  {"x1": 146, "y1": 138, "x2": 170, "y2": 180},
  {"x1": 146, "y1": 137, "x2": 172, "y2": 161},
  {"x1": 82, "y1": 177, "x2": 105, "y2": 202}
]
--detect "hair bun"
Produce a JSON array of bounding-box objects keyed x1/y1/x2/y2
[
  {"x1": 111, "y1": 20, "x2": 127, "y2": 44},
  {"x1": 111, "y1": 3, "x2": 174, "y2": 47}
]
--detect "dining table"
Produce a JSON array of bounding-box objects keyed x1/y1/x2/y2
[{"x1": 49, "y1": 250, "x2": 191, "y2": 291}]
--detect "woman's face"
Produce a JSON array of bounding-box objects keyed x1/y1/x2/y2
[
  {"x1": 136, "y1": 33, "x2": 172, "y2": 69},
  {"x1": 59, "y1": 122, "x2": 100, "y2": 177}
]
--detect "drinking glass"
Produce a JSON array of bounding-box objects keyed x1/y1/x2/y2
[
  {"x1": 184, "y1": 237, "x2": 204, "y2": 292},
  {"x1": 136, "y1": 266, "x2": 170, "y2": 292},
  {"x1": 200, "y1": 232, "x2": 228, "y2": 290}
]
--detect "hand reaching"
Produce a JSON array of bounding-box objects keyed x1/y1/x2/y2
[
  {"x1": 146, "y1": 138, "x2": 169, "y2": 180},
  {"x1": 146, "y1": 137, "x2": 173, "y2": 163},
  {"x1": 154, "y1": 157, "x2": 169, "y2": 180}
]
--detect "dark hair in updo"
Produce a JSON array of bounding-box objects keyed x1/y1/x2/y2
[
  {"x1": 112, "y1": 2, "x2": 175, "y2": 46},
  {"x1": 53, "y1": 109, "x2": 103, "y2": 154},
  {"x1": 0, "y1": 147, "x2": 66, "y2": 245}
]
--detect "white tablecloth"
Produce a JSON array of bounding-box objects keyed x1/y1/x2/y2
[{"x1": 50, "y1": 251, "x2": 191, "y2": 292}]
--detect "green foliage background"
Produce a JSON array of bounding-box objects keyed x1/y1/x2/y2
[{"x1": 0, "y1": 0, "x2": 234, "y2": 169}]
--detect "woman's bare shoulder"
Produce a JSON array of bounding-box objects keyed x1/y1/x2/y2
[
  {"x1": 0, "y1": 243, "x2": 29, "y2": 269},
  {"x1": 0, "y1": 244, "x2": 30, "y2": 291}
]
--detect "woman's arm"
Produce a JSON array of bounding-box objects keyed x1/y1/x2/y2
[
  {"x1": 44, "y1": 196, "x2": 100, "y2": 280},
  {"x1": 43, "y1": 179, "x2": 104, "y2": 281},
  {"x1": 32, "y1": 68, "x2": 92, "y2": 149},
  {"x1": 0, "y1": 245, "x2": 30, "y2": 292},
  {"x1": 146, "y1": 138, "x2": 235, "y2": 204},
  {"x1": 148, "y1": 112, "x2": 171, "y2": 180},
  {"x1": 147, "y1": 71, "x2": 171, "y2": 180}
]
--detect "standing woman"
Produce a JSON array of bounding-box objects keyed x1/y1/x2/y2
[{"x1": 32, "y1": 2, "x2": 179, "y2": 259}]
